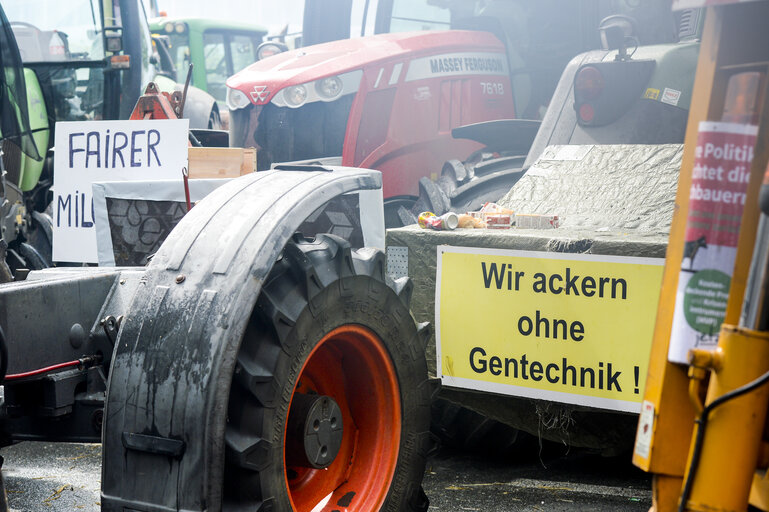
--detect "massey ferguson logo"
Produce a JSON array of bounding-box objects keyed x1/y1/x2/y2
[{"x1": 250, "y1": 85, "x2": 270, "y2": 103}]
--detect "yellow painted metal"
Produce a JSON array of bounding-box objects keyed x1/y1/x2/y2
[
  {"x1": 722, "y1": 49, "x2": 769, "y2": 329},
  {"x1": 750, "y1": 470, "x2": 769, "y2": 510},
  {"x1": 635, "y1": 4, "x2": 769, "y2": 510},
  {"x1": 683, "y1": 326, "x2": 769, "y2": 512},
  {"x1": 632, "y1": 8, "x2": 722, "y2": 479},
  {"x1": 652, "y1": 474, "x2": 687, "y2": 512}
]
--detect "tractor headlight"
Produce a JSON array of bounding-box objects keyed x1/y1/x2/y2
[
  {"x1": 227, "y1": 87, "x2": 251, "y2": 111},
  {"x1": 315, "y1": 76, "x2": 343, "y2": 100},
  {"x1": 284, "y1": 85, "x2": 308, "y2": 108},
  {"x1": 270, "y1": 70, "x2": 363, "y2": 108}
]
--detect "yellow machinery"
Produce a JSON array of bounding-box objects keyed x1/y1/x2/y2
[{"x1": 634, "y1": 1, "x2": 769, "y2": 510}]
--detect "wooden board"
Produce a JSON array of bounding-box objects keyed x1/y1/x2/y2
[{"x1": 187, "y1": 147, "x2": 256, "y2": 179}]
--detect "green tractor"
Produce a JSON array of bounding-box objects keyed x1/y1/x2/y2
[
  {"x1": 149, "y1": 16, "x2": 268, "y2": 116},
  {"x1": 0, "y1": 0, "x2": 222, "y2": 274},
  {"x1": 0, "y1": 1, "x2": 46, "y2": 280}
]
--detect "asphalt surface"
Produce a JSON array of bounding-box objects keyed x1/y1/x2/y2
[
  {"x1": 423, "y1": 445, "x2": 651, "y2": 511},
  {"x1": 0, "y1": 441, "x2": 651, "y2": 511}
]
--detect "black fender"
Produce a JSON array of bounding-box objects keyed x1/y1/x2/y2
[
  {"x1": 451, "y1": 119, "x2": 540, "y2": 155},
  {"x1": 101, "y1": 167, "x2": 382, "y2": 511},
  {"x1": 181, "y1": 85, "x2": 221, "y2": 129}
]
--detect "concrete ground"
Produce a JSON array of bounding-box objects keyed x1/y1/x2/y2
[{"x1": 0, "y1": 441, "x2": 651, "y2": 511}]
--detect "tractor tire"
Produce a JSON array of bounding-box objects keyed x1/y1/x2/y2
[
  {"x1": 431, "y1": 398, "x2": 536, "y2": 460},
  {"x1": 17, "y1": 242, "x2": 47, "y2": 270},
  {"x1": 25, "y1": 210, "x2": 53, "y2": 267},
  {"x1": 384, "y1": 197, "x2": 418, "y2": 228},
  {"x1": 449, "y1": 167, "x2": 527, "y2": 213},
  {"x1": 222, "y1": 233, "x2": 435, "y2": 511},
  {"x1": 405, "y1": 177, "x2": 451, "y2": 222}
]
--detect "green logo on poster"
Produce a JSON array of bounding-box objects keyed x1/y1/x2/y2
[{"x1": 683, "y1": 269, "x2": 730, "y2": 335}]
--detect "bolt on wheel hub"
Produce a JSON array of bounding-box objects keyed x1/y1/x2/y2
[{"x1": 286, "y1": 393, "x2": 344, "y2": 469}]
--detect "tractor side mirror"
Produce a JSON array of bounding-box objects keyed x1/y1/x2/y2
[
  {"x1": 104, "y1": 26, "x2": 123, "y2": 53},
  {"x1": 598, "y1": 15, "x2": 638, "y2": 61},
  {"x1": 257, "y1": 41, "x2": 289, "y2": 61}
]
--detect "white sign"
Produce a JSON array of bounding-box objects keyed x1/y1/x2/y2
[
  {"x1": 53, "y1": 119, "x2": 189, "y2": 263},
  {"x1": 405, "y1": 52, "x2": 509, "y2": 82},
  {"x1": 634, "y1": 400, "x2": 655, "y2": 459}
]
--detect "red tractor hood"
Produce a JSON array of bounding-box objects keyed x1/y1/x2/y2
[{"x1": 226, "y1": 30, "x2": 505, "y2": 106}]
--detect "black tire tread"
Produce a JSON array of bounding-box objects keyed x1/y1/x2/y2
[
  {"x1": 431, "y1": 398, "x2": 535, "y2": 459},
  {"x1": 223, "y1": 233, "x2": 435, "y2": 511}
]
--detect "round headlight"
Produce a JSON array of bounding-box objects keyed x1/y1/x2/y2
[
  {"x1": 164, "y1": 22, "x2": 174, "y2": 33},
  {"x1": 226, "y1": 87, "x2": 251, "y2": 111},
  {"x1": 284, "y1": 85, "x2": 308, "y2": 107},
  {"x1": 175, "y1": 22, "x2": 186, "y2": 34},
  {"x1": 316, "y1": 76, "x2": 343, "y2": 100}
]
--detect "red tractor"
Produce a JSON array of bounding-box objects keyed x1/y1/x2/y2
[{"x1": 227, "y1": 0, "x2": 681, "y2": 226}]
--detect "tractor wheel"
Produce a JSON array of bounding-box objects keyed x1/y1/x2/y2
[
  {"x1": 440, "y1": 155, "x2": 527, "y2": 214},
  {"x1": 431, "y1": 398, "x2": 536, "y2": 460},
  {"x1": 223, "y1": 233, "x2": 435, "y2": 511},
  {"x1": 17, "y1": 242, "x2": 47, "y2": 270},
  {"x1": 383, "y1": 196, "x2": 417, "y2": 228},
  {"x1": 208, "y1": 105, "x2": 223, "y2": 130}
]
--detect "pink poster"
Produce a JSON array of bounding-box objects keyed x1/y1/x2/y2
[{"x1": 668, "y1": 121, "x2": 757, "y2": 363}]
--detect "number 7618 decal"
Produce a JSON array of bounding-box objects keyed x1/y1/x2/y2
[{"x1": 481, "y1": 82, "x2": 504, "y2": 95}]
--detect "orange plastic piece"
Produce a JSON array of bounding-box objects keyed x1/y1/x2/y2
[{"x1": 128, "y1": 82, "x2": 182, "y2": 121}]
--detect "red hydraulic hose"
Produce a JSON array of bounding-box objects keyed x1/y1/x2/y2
[{"x1": 5, "y1": 359, "x2": 85, "y2": 381}]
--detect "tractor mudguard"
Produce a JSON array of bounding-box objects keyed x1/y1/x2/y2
[
  {"x1": 451, "y1": 119, "x2": 541, "y2": 155},
  {"x1": 101, "y1": 167, "x2": 382, "y2": 511}
]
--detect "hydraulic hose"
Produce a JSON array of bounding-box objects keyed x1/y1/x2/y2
[
  {"x1": 678, "y1": 368, "x2": 769, "y2": 512},
  {"x1": 3, "y1": 356, "x2": 101, "y2": 382}
]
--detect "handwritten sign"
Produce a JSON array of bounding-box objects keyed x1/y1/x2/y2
[{"x1": 52, "y1": 119, "x2": 189, "y2": 263}]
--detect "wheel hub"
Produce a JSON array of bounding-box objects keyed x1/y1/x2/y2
[{"x1": 286, "y1": 393, "x2": 343, "y2": 469}]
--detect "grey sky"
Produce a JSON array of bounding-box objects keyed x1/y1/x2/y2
[{"x1": 155, "y1": 0, "x2": 306, "y2": 33}]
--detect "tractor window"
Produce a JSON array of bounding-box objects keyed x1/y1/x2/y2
[
  {"x1": 166, "y1": 32, "x2": 191, "y2": 84},
  {"x1": 4, "y1": 0, "x2": 104, "y2": 62},
  {"x1": 352, "y1": 0, "x2": 379, "y2": 37},
  {"x1": 203, "y1": 32, "x2": 228, "y2": 103},
  {"x1": 229, "y1": 34, "x2": 257, "y2": 75},
  {"x1": 389, "y1": 0, "x2": 451, "y2": 32}
]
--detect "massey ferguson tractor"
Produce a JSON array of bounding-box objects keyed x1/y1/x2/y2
[{"x1": 226, "y1": 0, "x2": 682, "y2": 226}]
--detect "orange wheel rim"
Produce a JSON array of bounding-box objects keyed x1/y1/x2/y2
[{"x1": 283, "y1": 325, "x2": 401, "y2": 511}]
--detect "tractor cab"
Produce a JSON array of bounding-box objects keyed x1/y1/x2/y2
[
  {"x1": 5, "y1": 0, "x2": 156, "y2": 123},
  {"x1": 149, "y1": 17, "x2": 268, "y2": 110},
  {"x1": 0, "y1": 1, "x2": 43, "y2": 281}
]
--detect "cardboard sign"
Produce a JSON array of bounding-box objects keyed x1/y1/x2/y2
[
  {"x1": 436, "y1": 247, "x2": 664, "y2": 413},
  {"x1": 52, "y1": 119, "x2": 189, "y2": 263},
  {"x1": 667, "y1": 122, "x2": 757, "y2": 363}
]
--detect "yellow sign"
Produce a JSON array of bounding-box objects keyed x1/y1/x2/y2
[
  {"x1": 436, "y1": 247, "x2": 664, "y2": 413},
  {"x1": 644, "y1": 88, "x2": 661, "y2": 100}
]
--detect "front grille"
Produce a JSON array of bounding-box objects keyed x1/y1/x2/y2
[{"x1": 251, "y1": 94, "x2": 355, "y2": 170}]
